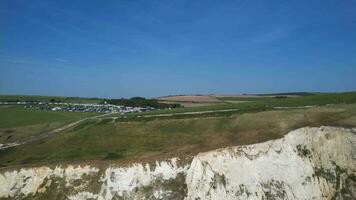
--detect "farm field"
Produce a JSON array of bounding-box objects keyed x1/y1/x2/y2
[
  {"x1": 156, "y1": 92, "x2": 314, "y2": 106},
  {"x1": 156, "y1": 95, "x2": 223, "y2": 107},
  {"x1": 125, "y1": 92, "x2": 356, "y2": 119},
  {"x1": 156, "y1": 95, "x2": 221, "y2": 102}
]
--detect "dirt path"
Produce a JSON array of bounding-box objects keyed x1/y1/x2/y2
[
  {"x1": 138, "y1": 105, "x2": 319, "y2": 118},
  {"x1": 0, "y1": 112, "x2": 115, "y2": 150}
]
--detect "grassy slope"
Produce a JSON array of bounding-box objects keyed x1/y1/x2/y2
[
  {"x1": 0, "y1": 106, "x2": 96, "y2": 128},
  {"x1": 0, "y1": 92, "x2": 355, "y2": 167},
  {"x1": 1, "y1": 103, "x2": 355, "y2": 167},
  {"x1": 0, "y1": 106, "x2": 97, "y2": 144}
]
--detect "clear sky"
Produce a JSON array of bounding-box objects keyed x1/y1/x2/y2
[{"x1": 1, "y1": 0, "x2": 355, "y2": 98}]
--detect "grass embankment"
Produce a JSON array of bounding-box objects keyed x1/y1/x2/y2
[
  {"x1": 0, "y1": 106, "x2": 97, "y2": 143},
  {"x1": 1, "y1": 103, "x2": 355, "y2": 167}
]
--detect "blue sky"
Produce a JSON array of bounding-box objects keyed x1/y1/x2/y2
[{"x1": 1, "y1": 0, "x2": 356, "y2": 98}]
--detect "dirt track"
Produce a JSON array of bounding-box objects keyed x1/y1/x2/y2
[{"x1": 141, "y1": 108, "x2": 240, "y2": 118}]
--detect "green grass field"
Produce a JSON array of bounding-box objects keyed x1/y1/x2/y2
[
  {"x1": 1, "y1": 103, "x2": 355, "y2": 167},
  {"x1": 0, "y1": 106, "x2": 98, "y2": 144},
  {"x1": 0, "y1": 92, "x2": 355, "y2": 168},
  {"x1": 0, "y1": 106, "x2": 96, "y2": 128}
]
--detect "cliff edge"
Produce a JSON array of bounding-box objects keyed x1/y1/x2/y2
[{"x1": 0, "y1": 126, "x2": 355, "y2": 199}]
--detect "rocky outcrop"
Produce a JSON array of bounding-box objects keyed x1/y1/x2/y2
[{"x1": 0, "y1": 126, "x2": 355, "y2": 199}]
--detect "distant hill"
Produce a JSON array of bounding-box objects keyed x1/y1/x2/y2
[
  {"x1": 0, "y1": 95, "x2": 104, "y2": 104},
  {"x1": 156, "y1": 95, "x2": 221, "y2": 103},
  {"x1": 255, "y1": 92, "x2": 316, "y2": 96}
]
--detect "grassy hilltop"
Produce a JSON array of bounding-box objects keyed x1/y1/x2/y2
[{"x1": 0, "y1": 92, "x2": 355, "y2": 168}]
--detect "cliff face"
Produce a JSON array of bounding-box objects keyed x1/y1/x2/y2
[
  {"x1": 0, "y1": 126, "x2": 355, "y2": 200},
  {"x1": 185, "y1": 126, "x2": 356, "y2": 200}
]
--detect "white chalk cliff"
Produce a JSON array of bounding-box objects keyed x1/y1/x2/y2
[{"x1": 0, "y1": 126, "x2": 355, "y2": 199}]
